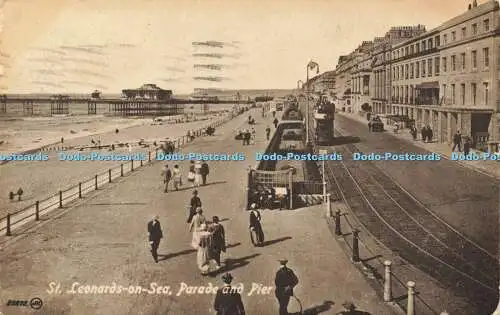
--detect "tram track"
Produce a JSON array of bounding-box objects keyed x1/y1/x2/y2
[{"x1": 320, "y1": 128, "x2": 497, "y2": 302}]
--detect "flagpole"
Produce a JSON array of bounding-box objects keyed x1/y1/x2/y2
[{"x1": 305, "y1": 61, "x2": 319, "y2": 146}]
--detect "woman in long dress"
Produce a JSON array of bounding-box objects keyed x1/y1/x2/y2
[
  {"x1": 190, "y1": 207, "x2": 206, "y2": 248},
  {"x1": 197, "y1": 224, "x2": 212, "y2": 275},
  {"x1": 249, "y1": 203, "x2": 265, "y2": 246},
  {"x1": 172, "y1": 165, "x2": 182, "y2": 190},
  {"x1": 194, "y1": 161, "x2": 202, "y2": 187}
]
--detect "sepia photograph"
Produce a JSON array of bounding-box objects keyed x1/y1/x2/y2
[{"x1": 0, "y1": 0, "x2": 499, "y2": 314}]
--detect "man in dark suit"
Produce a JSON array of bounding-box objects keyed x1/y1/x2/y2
[
  {"x1": 274, "y1": 259, "x2": 299, "y2": 315},
  {"x1": 213, "y1": 273, "x2": 245, "y2": 315},
  {"x1": 187, "y1": 190, "x2": 202, "y2": 223},
  {"x1": 147, "y1": 215, "x2": 163, "y2": 263}
]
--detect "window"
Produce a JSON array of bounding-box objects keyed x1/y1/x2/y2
[
  {"x1": 405, "y1": 64, "x2": 409, "y2": 79},
  {"x1": 451, "y1": 31, "x2": 456, "y2": 41},
  {"x1": 435, "y1": 35, "x2": 440, "y2": 47},
  {"x1": 461, "y1": 27, "x2": 467, "y2": 38},
  {"x1": 410, "y1": 45, "x2": 414, "y2": 54},
  {"x1": 460, "y1": 84, "x2": 465, "y2": 105},
  {"x1": 472, "y1": 23, "x2": 477, "y2": 35},
  {"x1": 422, "y1": 41, "x2": 426, "y2": 50},
  {"x1": 410, "y1": 63, "x2": 414, "y2": 78},
  {"x1": 451, "y1": 55, "x2": 456, "y2": 71},
  {"x1": 442, "y1": 84, "x2": 446, "y2": 99},
  {"x1": 416, "y1": 61, "x2": 420, "y2": 78},
  {"x1": 428, "y1": 58, "x2": 432, "y2": 76},
  {"x1": 483, "y1": 47, "x2": 490, "y2": 67},
  {"x1": 435, "y1": 57, "x2": 440, "y2": 75},
  {"x1": 471, "y1": 83, "x2": 477, "y2": 105},
  {"x1": 405, "y1": 47, "x2": 409, "y2": 56},
  {"x1": 451, "y1": 84, "x2": 456, "y2": 104},
  {"x1": 416, "y1": 43, "x2": 420, "y2": 53},
  {"x1": 443, "y1": 34, "x2": 448, "y2": 44},
  {"x1": 428, "y1": 38, "x2": 433, "y2": 49},
  {"x1": 422, "y1": 60, "x2": 426, "y2": 76},
  {"x1": 484, "y1": 82, "x2": 489, "y2": 105},
  {"x1": 472, "y1": 50, "x2": 477, "y2": 69},
  {"x1": 484, "y1": 19, "x2": 490, "y2": 31},
  {"x1": 461, "y1": 53, "x2": 466, "y2": 70},
  {"x1": 442, "y1": 57, "x2": 447, "y2": 72}
]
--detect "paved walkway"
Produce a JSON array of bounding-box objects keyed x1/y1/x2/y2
[
  {"x1": 0, "y1": 108, "x2": 397, "y2": 315},
  {"x1": 338, "y1": 112, "x2": 500, "y2": 179}
]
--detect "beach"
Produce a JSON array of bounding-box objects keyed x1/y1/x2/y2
[{"x1": 0, "y1": 110, "x2": 232, "y2": 218}]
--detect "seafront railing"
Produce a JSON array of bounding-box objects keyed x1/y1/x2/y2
[{"x1": 0, "y1": 112, "x2": 239, "y2": 237}]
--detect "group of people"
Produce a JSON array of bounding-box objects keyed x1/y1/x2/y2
[
  {"x1": 160, "y1": 161, "x2": 210, "y2": 192},
  {"x1": 420, "y1": 125, "x2": 434, "y2": 142},
  {"x1": 146, "y1": 198, "x2": 300, "y2": 315},
  {"x1": 240, "y1": 128, "x2": 256, "y2": 146}
]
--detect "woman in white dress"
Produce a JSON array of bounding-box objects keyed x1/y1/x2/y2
[
  {"x1": 196, "y1": 223, "x2": 212, "y2": 275},
  {"x1": 194, "y1": 161, "x2": 202, "y2": 187},
  {"x1": 189, "y1": 207, "x2": 206, "y2": 248}
]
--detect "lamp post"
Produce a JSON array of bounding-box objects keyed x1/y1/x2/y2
[
  {"x1": 306, "y1": 60, "x2": 319, "y2": 145},
  {"x1": 319, "y1": 149, "x2": 328, "y2": 203}
]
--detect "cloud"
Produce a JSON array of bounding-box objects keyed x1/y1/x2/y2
[
  {"x1": 165, "y1": 66, "x2": 185, "y2": 72},
  {"x1": 193, "y1": 64, "x2": 223, "y2": 70},
  {"x1": 59, "y1": 45, "x2": 106, "y2": 56},
  {"x1": 31, "y1": 81, "x2": 65, "y2": 88},
  {"x1": 193, "y1": 76, "x2": 229, "y2": 82},
  {"x1": 62, "y1": 57, "x2": 109, "y2": 67},
  {"x1": 61, "y1": 80, "x2": 108, "y2": 90},
  {"x1": 30, "y1": 47, "x2": 67, "y2": 56},
  {"x1": 64, "y1": 68, "x2": 112, "y2": 78},
  {"x1": 34, "y1": 69, "x2": 66, "y2": 76},
  {"x1": 192, "y1": 53, "x2": 225, "y2": 59},
  {"x1": 192, "y1": 41, "x2": 225, "y2": 48}
]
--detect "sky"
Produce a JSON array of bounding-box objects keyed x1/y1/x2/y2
[{"x1": 0, "y1": 0, "x2": 482, "y2": 95}]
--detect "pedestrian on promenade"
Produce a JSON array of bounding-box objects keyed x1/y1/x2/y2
[
  {"x1": 214, "y1": 273, "x2": 246, "y2": 315},
  {"x1": 208, "y1": 216, "x2": 225, "y2": 270},
  {"x1": 249, "y1": 203, "x2": 264, "y2": 246},
  {"x1": 273, "y1": 110, "x2": 276, "y2": 118},
  {"x1": 464, "y1": 136, "x2": 471, "y2": 156},
  {"x1": 147, "y1": 215, "x2": 163, "y2": 263},
  {"x1": 200, "y1": 162, "x2": 210, "y2": 185},
  {"x1": 194, "y1": 161, "x2": 202, "y2": 187},
  {"x1": 187, "y1": 190, "x2": 202, "y2": 223},
  {"x1": 187, "y1": 161, "x2": 196, "y2": 187},
  {"x1": 161, "y1": 164, "x2": 172, "y2": 193},
  {"x1": 410, "y1": 125, "x2": 417, "y2": 140},
  {"x1": 273, "y1": 118, "x2": 279, "y2": 128},
  {"x1": 196, "y1": 223, "x2": 212, "y2": 275},
  {"x1": 265, "y1": 126, "x2": 271, "y2": 140},
  {"x1": 189, "y1": 207, "x2": 207, "y2": 243},
  {"x1": 173, "y1": 164, "x2": 182, "y2": 190},
  {"x1": 452, "y1": 131, "x2": 462, "y2": 152},
  {"x1": 250, "y1": 128, "x2": 256, "y2": 145},
  {"x1": 420, "y1": 126, "x2": 426, "y2": 142},
  {"x1": 426, "y1": 125, "x2": 433, "y2": 142},
  {"x1": 187, "y1": 130, "x2": 192, "y2": 141},
  {"x1": 274, "y1": 259, "x2": 299, "y2": 315}
]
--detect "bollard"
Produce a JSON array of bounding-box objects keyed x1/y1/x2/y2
[
  {"x1": 108, "y1": 169, "x2": 112, "y2": 183},
  {"x1": 325, "y1": 193, "x2": 331, "y2": 217},
  {"x1": 140, "y1": 158, "x2": 143, "y2": 166},
  {"x1": 148, "y1": 151, "x2": 151, "y2": 162},
  {"x1": 383, "y1": 260, "x2": 392, "y2": 302},
  {"x1": 131, "y1": 160, "x2": 134, "y2": 171},
  {"x1": 94, "y1": 175, "x2": 98, "y2": 190},
  {"x1": 121, "y1": 164, "x2": 124, "y2": 176},
  {"x1": 59, "y1": 191, "x2": 63, "y2": 208},
  {"x1": 335, "y1": 210, "x2": 342, "y2": 236},
  {"x1": 78, "y1": 182, "x2": 82, "y2": 198},
  {"x1": 407, "y1": 281, "x2": 415, "y2": 315},
  {"x1": 35, "y1": 201, "x2": 40, "y2": 221},
  {"x1": 6, "y1": 213, "x2": 11, "y2": 236},
  {"x1": 352, "y1": 229, "x2": 360, "y2": 263}
]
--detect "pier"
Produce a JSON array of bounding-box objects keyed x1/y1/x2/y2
[{"x1": 0, "y1": 94, "x2": 253, "y2": 116}]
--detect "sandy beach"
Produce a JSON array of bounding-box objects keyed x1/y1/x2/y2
[{"x1": 0, "y1": 111, "x2": 232, "y2": 218}]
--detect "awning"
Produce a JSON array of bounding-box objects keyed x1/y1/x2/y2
[{"x1": 415, "y1": 81, "x2": 439, "y2": 89}]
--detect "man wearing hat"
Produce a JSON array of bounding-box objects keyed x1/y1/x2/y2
[
  {"x1": 274, "y1": 259, "x2": 299, "y2": 315},
  {"x1": 213, "y1": 273, "x2": 246, "y2": 315},
  {"x1": 147, "y1": 215, "x2": 163, "y2": 263},
  {"x1": 187, "y1": 190, "x2": 202, "y2": 223}
]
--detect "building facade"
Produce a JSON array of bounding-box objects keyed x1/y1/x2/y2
[{"x1": 385, "y1": 0, "x2": 500, "y2": 147}]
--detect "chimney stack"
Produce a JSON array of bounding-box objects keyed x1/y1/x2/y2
[
  {"x1": 473, "y1": 0, "x2": 478, "y2": 7},
  {"x1": 468, "y1": 3, "x2": 472, "y2": 10}
]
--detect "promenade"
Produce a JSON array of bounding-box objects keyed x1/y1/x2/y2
[{"x1": 0, "y1": 108, "x2": 397, "y2": 315}]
